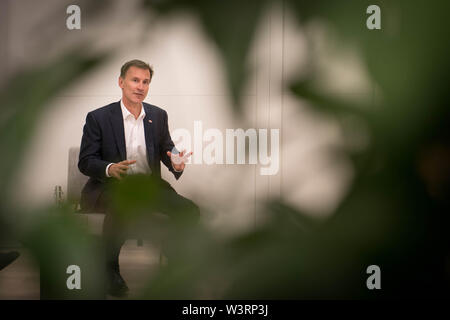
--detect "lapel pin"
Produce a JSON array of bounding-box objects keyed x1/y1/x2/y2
[{"x1": 148, "y1": 119, "x2": 152, "y2": 123}]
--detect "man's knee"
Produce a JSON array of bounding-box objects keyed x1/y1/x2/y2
[{"x1": 175, "y1": 198, "x2": 200, "y2": 225}]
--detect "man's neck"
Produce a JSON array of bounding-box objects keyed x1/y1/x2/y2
[{"x1": 122, "y1": 98, "x2": 142, "y2": 119}]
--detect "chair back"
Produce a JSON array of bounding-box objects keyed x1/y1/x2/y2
[{"x1": 67, "y1": 147, "x2": 89, "y2": 205}]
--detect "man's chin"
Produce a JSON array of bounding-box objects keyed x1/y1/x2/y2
[
  {"x1": 129, "y1": 97, "x2": 144, "y2": 104},
  {"x1": 135, "y1": 96, "x2": 146, "y2": 102}
]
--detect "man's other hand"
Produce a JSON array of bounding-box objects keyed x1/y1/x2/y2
[
  {"x1": 167, "y1": 150, "x2": 193, "y2": 172},
  {"x1": 108, "y1": 160, "x2": 136, "y2": 180}
]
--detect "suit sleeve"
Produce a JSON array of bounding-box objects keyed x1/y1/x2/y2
[
  {"x1": 160, "y1": 110, "x2": 183, "y2": 180},
  {"x1": 78, "y1": 112, "x2": 110, "y2": 181}
]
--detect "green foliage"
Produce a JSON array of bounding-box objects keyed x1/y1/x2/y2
[
  {"x1": 0, "y1": 51, "x2": 104, "y2": 199},
  {"x1": 0, "y1": 51, "x2": 105, "y2": 298},
  {"x1": 22, "y1": 205, "x2": 106, "y2": 299},
  {"x1": 1, "y1": 0, "x2": 449, "y2": 299},
  {"x1": 144, "y1": 0, "x2": 269, "y2": 113},
  {"x1": 136, "y1": 0, "x2": 450, "y2": 298}
]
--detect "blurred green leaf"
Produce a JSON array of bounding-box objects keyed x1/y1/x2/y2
[
  {"x1": 0, "y1": 50, "x2": 105, "y2": 202},
  {"x1": 144, "y1": 0, "x2": 269, "y2": 113},
  {"x1": 21, "y1": 205, "x2": 106, "y2": 299}
]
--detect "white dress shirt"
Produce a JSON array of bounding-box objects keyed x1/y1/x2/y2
[{"x1": 105, "y1": 100, "x2": 151, "y2": 177}]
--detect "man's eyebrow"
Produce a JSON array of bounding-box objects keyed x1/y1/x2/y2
[{"x1": 131, "y1": 77, "x2": 150, "y2": 81}]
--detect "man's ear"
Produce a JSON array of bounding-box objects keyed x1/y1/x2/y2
[{"x1": 118, "y1": 76, "x2": 124, "y2": 89}]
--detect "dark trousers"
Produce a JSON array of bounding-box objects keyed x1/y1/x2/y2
[{"x1": 88, "y1": 177, "x2": 200, "y2": 272}]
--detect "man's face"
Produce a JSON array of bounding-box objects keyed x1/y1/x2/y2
[{"x1": 119, "y1": 66, "x2": 151, "y2": 105}]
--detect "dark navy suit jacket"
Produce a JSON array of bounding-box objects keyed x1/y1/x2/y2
[{"x1": 78, "y1": 101, "x2": 182, "y2": 212}]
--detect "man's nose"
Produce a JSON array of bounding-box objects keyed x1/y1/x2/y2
[{"x1": 137, "y1": 82, "x2": 144, "y2": 91}]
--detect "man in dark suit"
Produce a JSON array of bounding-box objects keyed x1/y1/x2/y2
[{"x1": 78, "y1": 59, "x2": 199, "y2": 297}]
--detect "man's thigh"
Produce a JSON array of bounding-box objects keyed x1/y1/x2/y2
[
  {"x1": 99, "y1": 177, "x2": 199, "y2": 225},
  {"x1": 155, "y1": 180, "x2": 200, "y2": 224}
]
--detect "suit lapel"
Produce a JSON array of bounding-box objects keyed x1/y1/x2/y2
[
  {"x1": 109, "y1": 102, "x2": 127, "y2": 160},
  {"x1": 143, "y1": 104, "x2": 155, "y2": 167}
]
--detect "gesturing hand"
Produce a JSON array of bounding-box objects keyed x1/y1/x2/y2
[
  {"x1": 167, "y1": 149, "x2": 193, "y2": 172},
  {"x1": 108, "y1": 160, "x2": 136, "y2": 180}
]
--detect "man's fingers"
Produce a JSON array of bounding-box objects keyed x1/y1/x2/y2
[
  {"x1": 167, "y1": 150, "x2": 192, "y2": 159},
  {"x1": 179, "y1": 151, "x2": 193, "y2": 161},
  {"x1": 167, "y1": 150, "x2": 193, "y2": 167},
  {"x1": 109, "y1": 163, "x2": 130, "y2": 180},
  {"x1": 169, "y1": 151, "x2": 183, "y2": 165},
  {"x1": 119, "y1": 160, "x2": 136, "y2": 165}
]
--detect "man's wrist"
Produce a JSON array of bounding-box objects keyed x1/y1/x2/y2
[{"x1": 105, "y1": 163, "x2": 113, "y2": 177}]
